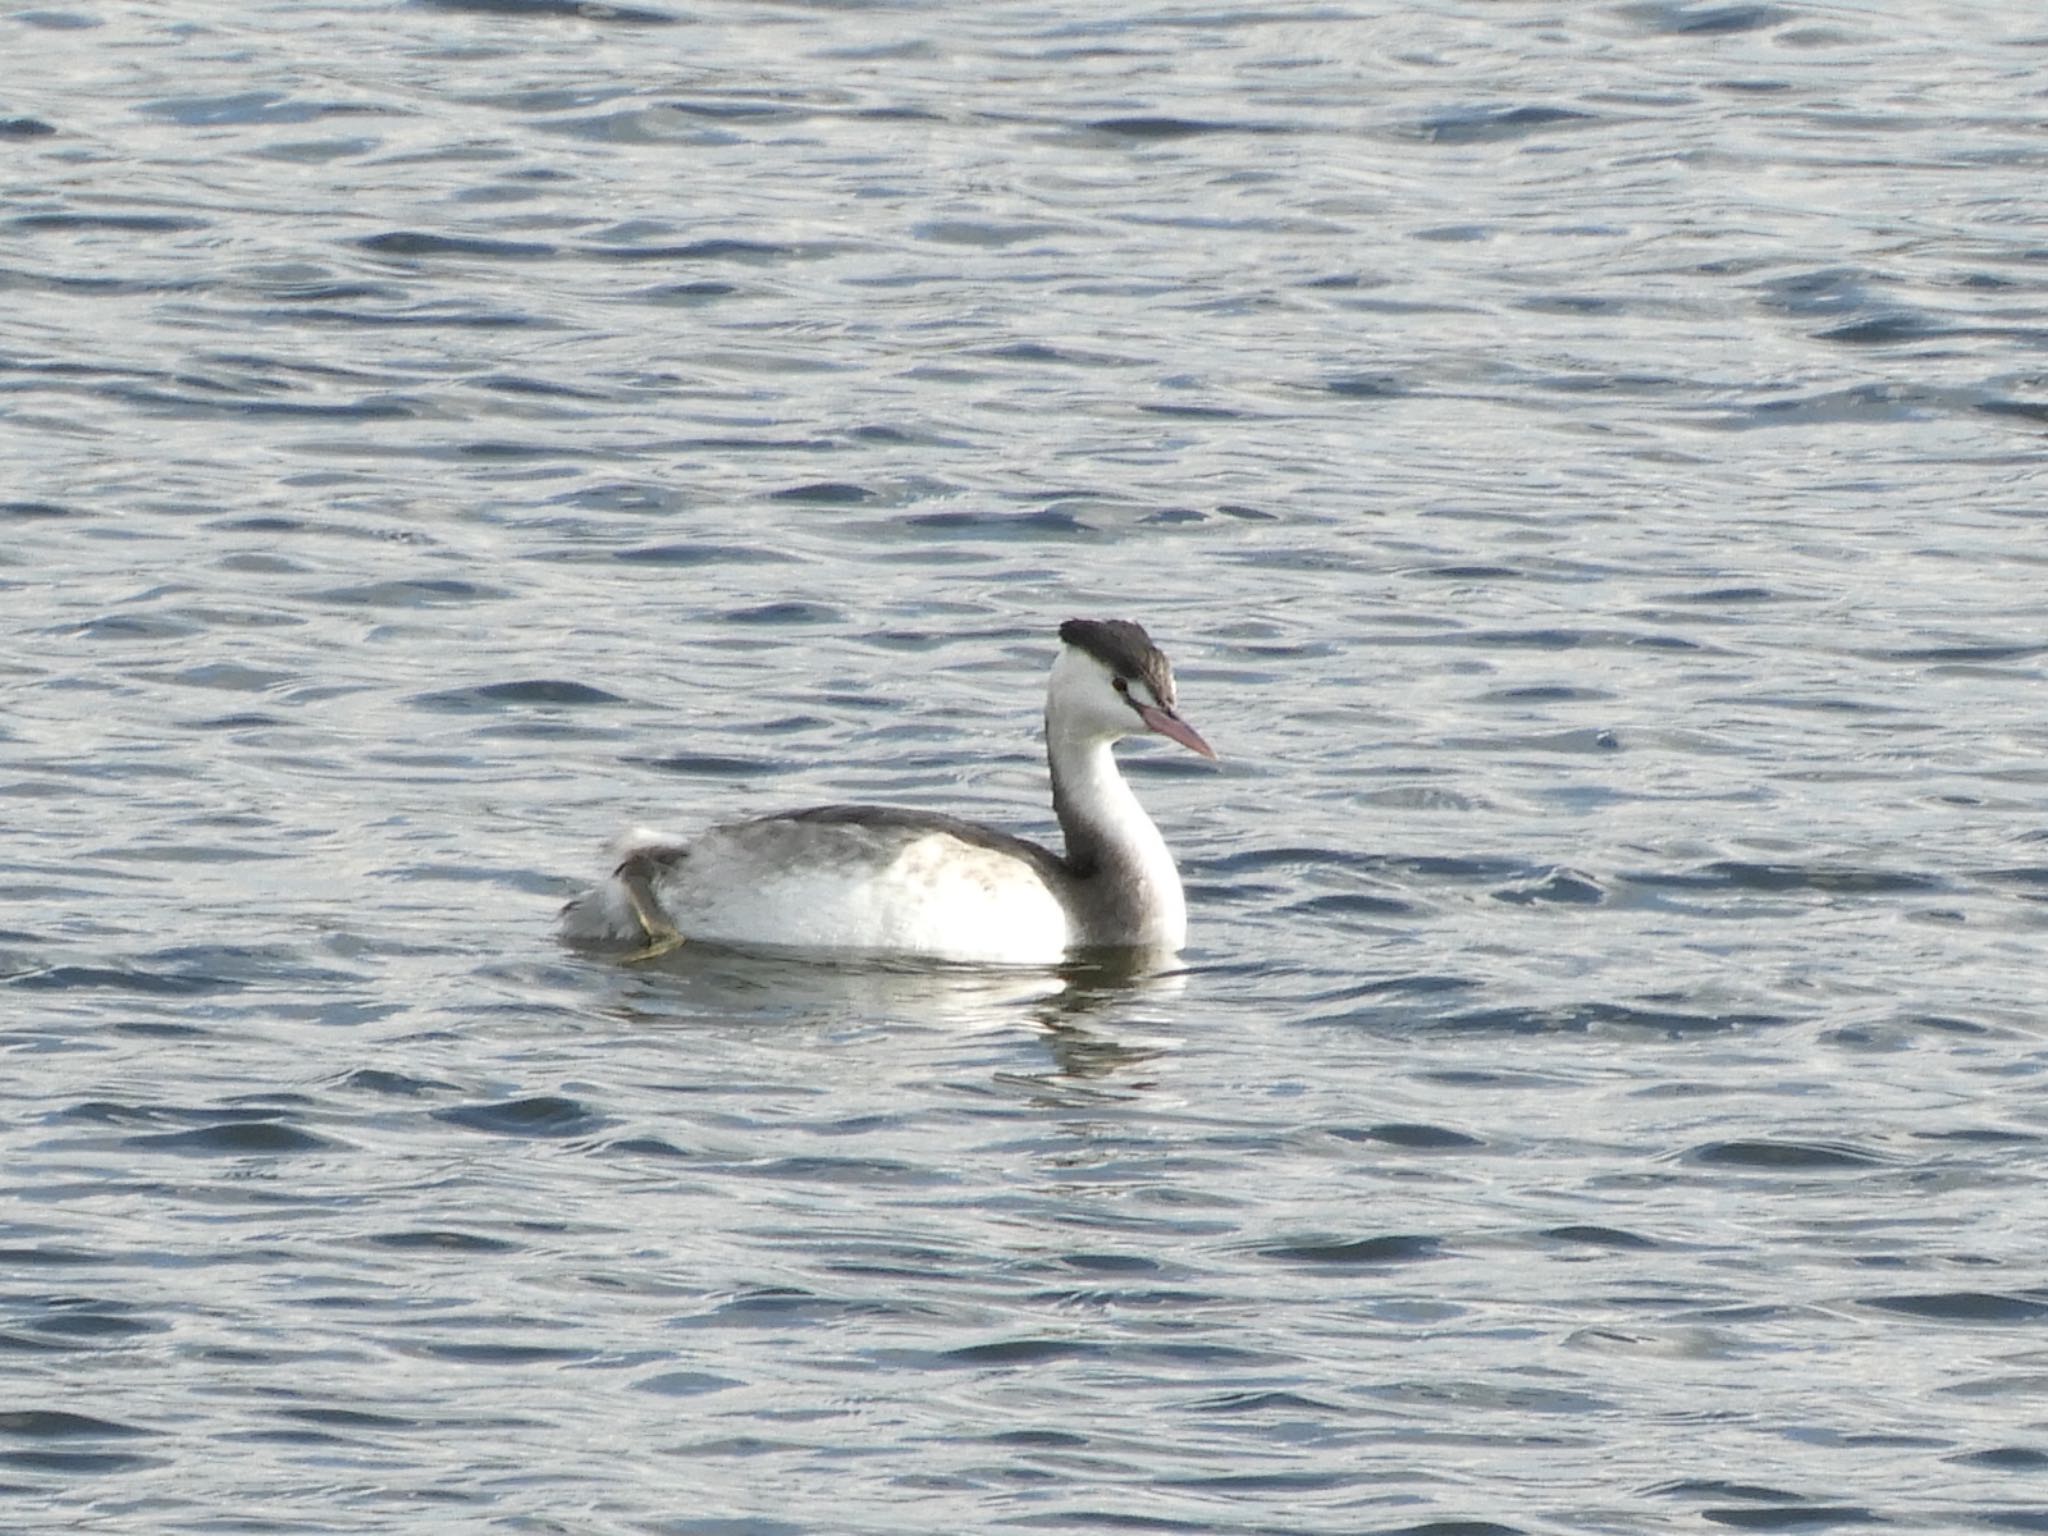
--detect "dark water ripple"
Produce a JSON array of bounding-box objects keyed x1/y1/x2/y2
[{"x1": 3, "y1": 0, "x2": 2048, "y2": 1532}]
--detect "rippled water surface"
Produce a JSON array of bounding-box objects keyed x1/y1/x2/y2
[{"x1": 5, "y1": 1, "x2": 2048, "y2": 1531}]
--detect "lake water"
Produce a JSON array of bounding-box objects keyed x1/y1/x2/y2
[{"x1": 4, "y1": 1, "x2": 2047, "y2": 1531}]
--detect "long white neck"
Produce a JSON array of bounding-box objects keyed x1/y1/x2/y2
[{"x1": 1045, "y1": 719, "x2": 1187, "y2": 949}]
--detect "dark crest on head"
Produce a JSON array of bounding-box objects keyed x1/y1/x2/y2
[{"x1": 1058, "y1": 618, "x2": 1176, "y2": 706}]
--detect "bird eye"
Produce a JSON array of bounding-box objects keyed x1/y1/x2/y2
[{"x1": 1112, "y1": 677, "x2": 1129, "y2": 694}]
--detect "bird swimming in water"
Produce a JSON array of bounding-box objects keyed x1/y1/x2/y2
[{"x1": 560, "y1": 618, "x2": 1215, "y2": 964}]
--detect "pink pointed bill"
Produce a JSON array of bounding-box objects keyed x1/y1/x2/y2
[{"x1": 1139, "y1": 703, "x2": 1217, "y2": 760}]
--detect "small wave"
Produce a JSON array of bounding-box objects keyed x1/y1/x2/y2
[
  {"x1": 1951, "y1": 1447, "x2": 2048, "y2": 1470},
  {"x1": 6, "y1": 964, "x2": 245, "y2": 997},
  {"x1": 1636, "y1": 861, "x2": 1944, "y2": 896},
  {"x1": 407, "y1": 1, "x2": 679, "y2": 26},
  {"x1": 1328, "y1": 1122, "x2": 1484, "y2": 1150},
  {"x1": 125, "y1": 1121, "x2": 333, "y2": 1156},
  {"x1": 1415, "y1": 104, "x2": 1595, "y2": 144},
  {"x1": 1979, "y1": 398, "x2": 2048, "y2": 424},
  {"x1": 0, "y1": 1410, "x2": 151, "y2": 1439},
  {"x1": 1256, "y1": 1234, "x2": 1444, "y2": 1266},
  {"x1": 411, "y1": 679, "x2": 626, "y2": 711},
  {"x1": 1326, "y1": 373, "x2": 1404, "y2": 398},
  {"x1": 358, "y1": 230, "x2": 556, "y2": 260},
  {"x1": 937, "y1": 1337, "x2": 1098, "y2": 1366},
  {"x1": 769, "y1": 481, "x2": 874, "y2": 505},
  {"x1": 1818, "y1": 313, "x2": 1945, "y2": 345},
  {"x1": 1492, "y1": 868, "x2": 1605, "y2": 905},
  {"x1": 641, "y1": 751, "x2": 788, "y2": 778},
  {"x1": 367, "y1": 1230, "x2": 521, "y2": 1253},
  {"x1": 1541, "y1": 1225, "x2": 1661, "y2": 1250},
  {"x1": 432, "y1": 1095, "x2": 609, "y2": 1138},
  {"x1": 0, "y1": 1447, "x2": 160, "y2": 1474},
  {"x1": 339, "y1": 1068, "x2": 457, "y2": 1097},
  {"x1": 1434, "y1": 1002, "x2": 1782, "y2": 1036},
  {"x1": 612, "y1": 540, "x2": 798, "y2": 565},
  {"x1": 721, "y1": 600, "x2": 843, "y2": 625},
  {"x1": 636, "y1": 1370, "x2": 740, "y2": 1397},
  {"x1": 311, "y1": 577, "x2": 503, "y2": 607},
  {"x1": 583, "y1": 237, "x2": 804, "y2": 263},
  {"x1": 1087, "y1": 115, "x2": 1287, "y2": 140},
  {"x1": 605, "y1": 1135, "x2": 693, "y2": 1160},
  {"x1": 411, "y1": 1340, "x2": 591, "y2": 1365},
  {"x1": 14, "y1": 212, "x2": 207, "y2": 233},
  {"x1": 1862, "y1": 1291, "x2": 2048, "y2": 1324},
  {"x1": 0, "y1": 1244, "x2": 108, "y2": 1268},
  {"x1": 1687, "y1": 1139, "x2": 1885, "y2": 1170},
  {"x1": 1618, "y1": 3, "x2": 1791, "y2": 34},
  {"x1": 1284, "y1": 892, "x2": 1415, "y2": 918}
]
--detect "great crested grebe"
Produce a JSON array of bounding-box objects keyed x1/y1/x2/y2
[{"x1": 560, "y1": 618, "x2": 1215, "y2": 964}]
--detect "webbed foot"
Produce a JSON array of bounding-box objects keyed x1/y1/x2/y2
[
  {"x1": 622, "y1": 930, "x2": 686, "y2": 963},
  {"x1": 616, "y1": 847, "x2": 686, "y2": 962}
]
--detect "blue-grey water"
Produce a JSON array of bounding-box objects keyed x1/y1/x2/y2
[{"x1": 5, "y1": 2, "x2": 2047, "y2": 1531}]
